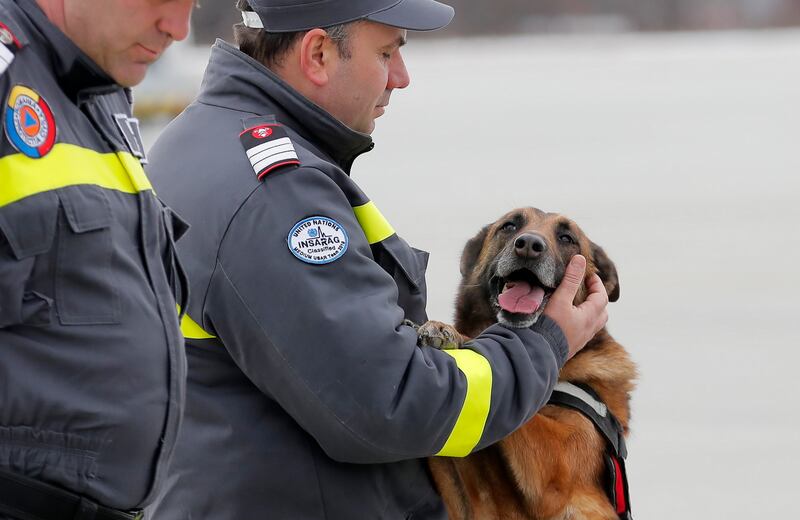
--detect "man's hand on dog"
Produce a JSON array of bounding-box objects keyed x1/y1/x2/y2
[{"x1": 544, "y1": 255, "x2": 609, "y2": 359}]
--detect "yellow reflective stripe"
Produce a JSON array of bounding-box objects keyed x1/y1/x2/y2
[
  {"x1": 0, "y1": 143, "x2": 153, "y2": 208},
  {"x1": 116, "y1": 150, "x2": 153, "y2": 192},
  {"x1": 435, "y1": 349, "x2": 493, "y2": 457},
  {"x1": 177, "y1": 306, "x2": 216, "y2": 340},
  {"x1": 352, "y1": 201, "x2": 395, "y2": 244}
]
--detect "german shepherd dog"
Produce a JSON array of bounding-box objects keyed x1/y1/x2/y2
[{"x1": 418, "y1": 208, "x2": 637, "y2": 520}]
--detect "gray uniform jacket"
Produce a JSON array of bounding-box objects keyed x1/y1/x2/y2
[
  {"x1": 146, "y1": 40, "x2": 569, "y2": 520},
  {"x1": 0, "y1": 0, "x2": 186, "y2": 512}
]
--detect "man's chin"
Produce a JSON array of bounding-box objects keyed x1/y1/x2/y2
[
  {"x1": 352, "y1": 119, "x2": 377, "y2": 136},
  {"x1": 110, "y1": 62, "x2": 150, "y2": 88}
]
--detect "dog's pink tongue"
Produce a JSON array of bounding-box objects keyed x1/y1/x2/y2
[{"x1": 498, "y1": 281, "x2": 545, "y2": 314}]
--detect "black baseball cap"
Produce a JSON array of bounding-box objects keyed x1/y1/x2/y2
[{"x1": 242, "y1": 0, "x2": 455, "y2": 33}]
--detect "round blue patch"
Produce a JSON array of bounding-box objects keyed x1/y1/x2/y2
[
  {"x1": 4, "y1": 86, "x2": 56, "y2": 159},
  {"x1": 288, "y1": 216, "x2": 349, "y2": 265}
]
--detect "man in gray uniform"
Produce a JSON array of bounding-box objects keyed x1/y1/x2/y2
[
  {"x1": 147, "y1": 1, "x2": 609, "y2": 518},
  {"x1": 0, "y1": 0, "x2": 193, "y2": 519}
]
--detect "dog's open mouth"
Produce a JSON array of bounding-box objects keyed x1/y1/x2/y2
[{"x1": 490, "y1": 269, "x2": 555, "y2": 327}]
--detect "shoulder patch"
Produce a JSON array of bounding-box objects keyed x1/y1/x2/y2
[
  {"x1": 5, "y1": 85, "x2": 57, "y2": 158},
  {"x1": 0, "y1": 21, "x2": 22, "y2": 76},
  {"x1": 240, "y1": 124, "x2": 300, "y2": 180},
  {"x1": 288, "y1": 216, "x2": 349, "y2": 265}
]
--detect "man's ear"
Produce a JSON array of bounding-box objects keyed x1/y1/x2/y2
[
  {"x1": 460, "y1": 225, "x2": 490, "y2": 278},
  {"x1": 299, "y1": 28, "x2": 332, "y2": 86},
  {"x1": 590, "y1": 242, "x2": 620, "y2": 302}
]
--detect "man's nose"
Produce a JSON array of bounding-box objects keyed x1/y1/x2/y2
[
  {"x1": 388, "y1": 50, "x2": 411, "y2": 90},
  {"x1": 157, "y1": 0, "x2": 194, "y2": 43},
  {"x1": 514, "y1": 233, "x2": 548, "y2": 259}
]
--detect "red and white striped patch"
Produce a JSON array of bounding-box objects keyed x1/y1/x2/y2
[
  {"x1": 240, "y1": 124, "x2": 300, "y2": 180},
  {"x1": 0, "y1": 22, "x2": 21, "y2": 76}
]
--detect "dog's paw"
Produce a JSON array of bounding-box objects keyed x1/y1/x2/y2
[{"x1": 417, "y1": 321, "x2": 464, "y2": 350}]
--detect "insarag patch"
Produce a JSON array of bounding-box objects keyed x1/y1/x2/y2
[
  {"x1": 240, "y1": 124, "x2": 300, "y2": 180},
  {"x1": 288, "y1": 217, "x2": 348, "y2": 265}
]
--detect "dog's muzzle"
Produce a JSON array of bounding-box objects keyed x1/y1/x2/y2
[{"x1": 489, "y1": 238, "x2": 559, "y2": 328}]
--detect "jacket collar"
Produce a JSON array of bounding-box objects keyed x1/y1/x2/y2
[
  {"x1": 15, "y1": 0, "x2": 118, "y2": 100},
  {"x1": 198, "y1": 39, "x2": 375, "y2": 173}
]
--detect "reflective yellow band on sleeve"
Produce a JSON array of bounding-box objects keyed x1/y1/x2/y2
[
  {"x1": 0, "y1": 143, "x2": 153, "y2": 208},
  {"x1": 177, "y1": 306, "x2": 216, "y2": 340},
  {"x1": 352, "y1": 201, "x2": 395, "y2": 245},
  {"x1": 435, "y1": 349, "x2": 493, "y2": 457}
]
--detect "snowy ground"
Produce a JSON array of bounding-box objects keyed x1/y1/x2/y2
[{"x1": 139, "y1": 29, "x2": 800, "y2": 518}]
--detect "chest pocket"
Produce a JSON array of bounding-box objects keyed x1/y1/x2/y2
[
  {"x1": 0, "y1": 192, "x2": 59, "y2": 328},
  {"x1": 0, "y1": 187, "x2": 125, "y2": 327},
  {"x1": 374, "y1": 236, "x2": 430, "y2": 325},
  {"x1": 55, "y1": 186, "x2": 121, "y2": 325}
]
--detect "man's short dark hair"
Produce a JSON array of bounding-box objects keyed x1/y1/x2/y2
[{"x1": 234, "y1": 0, "x2": 355, "y2": 69}]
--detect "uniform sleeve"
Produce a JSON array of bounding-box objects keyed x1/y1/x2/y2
[{"x1": 204, "y1": 166, "x2": 568, "y2": 463}]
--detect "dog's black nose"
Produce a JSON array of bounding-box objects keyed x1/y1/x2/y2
[{"x1": 514, "y1": 233, "x2": 547, "y2": 258}]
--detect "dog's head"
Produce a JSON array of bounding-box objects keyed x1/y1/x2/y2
[{"x1": 456, "y1": 208, "x2": 619, "y2": 333}]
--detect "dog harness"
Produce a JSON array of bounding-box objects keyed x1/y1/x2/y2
[{"x1": 548, "y1": 382, "x2": 633, "y2": 520}]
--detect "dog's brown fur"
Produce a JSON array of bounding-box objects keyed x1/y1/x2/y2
[{"x1": 426, "y1": 208, "x2": 636, "y2": 520}]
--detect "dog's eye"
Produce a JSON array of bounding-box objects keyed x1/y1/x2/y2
[
  {"x1": 558, "y1": 234, "x2": 576, "y2": 245},
  {"x1": 501, "y1": 222, "x2": 517, "y2": 233}
]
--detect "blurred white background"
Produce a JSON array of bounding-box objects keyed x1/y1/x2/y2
[{"x1": 139, "y1": 27, "x2": 800, "y2": 519}]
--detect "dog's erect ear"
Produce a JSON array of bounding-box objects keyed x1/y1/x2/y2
[
  {"x1": 460, "y1": 225, "x2": 491, "y2": 278},
  {"x1": 590, "y1": 242, "x2": 620, "y2": 302}
]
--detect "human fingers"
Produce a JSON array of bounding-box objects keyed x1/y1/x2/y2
[
  {"x1": 581, "y1": 273, "x2": 609, "y2": 309},
  {"x1": 579, "y1": 273, "x2": 609, "y2": 333},
  {"x1": 550, "y1": 255, "x2": 587, "y2": 306}
]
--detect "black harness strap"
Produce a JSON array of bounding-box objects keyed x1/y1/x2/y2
[
  {"x1": 548, "y1": 381, "x2": 627, "y2": 458},
  {"x1": 548, "y1": 382, "x2": 633, "y2": 520},
  {"x1": 0, "y1": 469, "x2": 142, "y2": 520}
]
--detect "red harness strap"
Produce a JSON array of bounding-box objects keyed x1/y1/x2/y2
[
  {"x1": 607, "y1": 454, "x2": 632, "y2": 519},
  {"x1": 612, "y1": 457, "x2": 626, "y2": 513}
]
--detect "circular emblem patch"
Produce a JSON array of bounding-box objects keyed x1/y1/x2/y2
[
  {"x1": 288, "y1": 216, "x2": 349, "y2": 265},
  {"x1": 252, "y1": 125, "x2": 273, "y2": 139},
  {"x1": 5, "y1": 85, "x2": 56, "y2": 158}
]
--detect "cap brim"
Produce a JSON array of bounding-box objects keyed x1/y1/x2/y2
[{"x1": 366, "y1": 0, "x2": 454, "y2": 32}]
